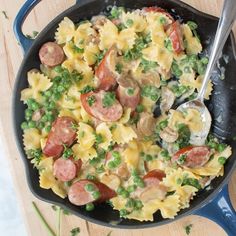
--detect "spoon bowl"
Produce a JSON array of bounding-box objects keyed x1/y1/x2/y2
[{"x1": 177, "y1": 99, "x2": 212, "y2": 145}]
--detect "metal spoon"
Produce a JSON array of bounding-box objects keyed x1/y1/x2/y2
[{"x1": 177, "y1": 0, "x2": 236, "y2": 146}]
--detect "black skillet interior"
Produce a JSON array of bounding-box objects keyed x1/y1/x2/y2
[{"x1": 13, "y1": 0, "x2": 236, "y2": 228}]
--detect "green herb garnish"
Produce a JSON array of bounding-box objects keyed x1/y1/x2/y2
[
  {"x1": 102, "y1": 92, "x2": 116, "y2": 107},
  {"x1": 115, "y1": 63, "x2": 123, "y2": 74},
  {"x1": 80, "y1": 85, "x2": 95, "y2": 94},
  {"x1": 87, "y1": 95, "x2": 96, "y2": 106},
  {"x1": 184, "y1": 224, "x2": 193, "y2": 235},
  {"x1": 70, "y1": 227, "x2": 80, "y2": 236}
]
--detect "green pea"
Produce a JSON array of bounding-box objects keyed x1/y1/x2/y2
[
  {"x1": 108, "y1": 161, "x2": 116, "y2": 169},
  {"x1": 64, "y1": 181, "x2": 72, "y2": 187},
  {"x1": 131, "y1": 169, "x2": 139, "y2": 177},
  {"x1": 53, "y1": 76, "x2": 62, "y2": 83},
  {"x1": 117, "y1": 186, "x2": 125, "y2": 195},
  {"x1": 21, "y1": 122, "x2": 28, "y2": 130},
  {"x1": 54, "y1": 66, "x2": 63, "y2": 73},
  {"x1": 31, "y1": 101, "x2": 40, "y2": 111},
  {"x1": 145, "y1": 154, "x2": 153, "y2": 161},
  {"x1": 41, "y1": 115, "x2": 48, "y2": 122},
  {"x1": 52, "y1": 92, "x2": 61, "y2": 101},
  {"x1": 201, "y1": 57, "x2": 209, "y2": 65},
  {"x1": 120, "y1": 209, "x2": 128, "y2": 217},
  {"x1": 57, "y1": 85, "x2": 65, "y2": 93},
  {"x1": 159, "y1": 119, "x2": 168, "y2": 130},
  {"x1": 28, "y1": 121, "x2": 36, "y2": 128},
  {"x1": 25, "y1": 109, "x2": 33, "y2": 119},
  {"x1": 85, "y1": 183, "x2": 95, "y2": 192},
  {"x1": 26, "y1": 98, "x2": 35, "y2": 107},
  {"x1": 45, "y1": 125, "x2": 52, "y2": 133},
  {"x1": 127, "y1": 185, "x2": 137, "y2": 193},
  {"x1": 218, "y1": 156, "x2": 226, "y2": 165},
  {"x1": 112, "y1": 151, "x2": 120, "y2": 159},
  {"x1": 217, "y1": 143, "x2": 226, "y2": 153},
  {"x1": 159, "y1": 17, "x2": 166, "y2": 25},
  {"x1": 86, "y1": 203, "x2": 94, "y2": 211},
  {"x1": 136, "y1": 104, "x2": 144, "y2": 113},
  {"x1": 121, "y1": 191, "x2": 130, "y2": 198},
  {"x1": 125, "y1": 198, "x2": 136, "y2": 208},
  {"x1": 92, "y1": 191, "x2": 101, "y2": 200},
  {"x1": 134, "y1": 200, "x2": 143, "y2": 210},
  {"x1": 44, "y1": 90, "x2": 52, "y2": 97},
  {"x1": 46, "y1": 113, "x2": 54, "y2": 122},
  {"x1": 113, "y1": 157, "x2": 121, "y2": 166}
]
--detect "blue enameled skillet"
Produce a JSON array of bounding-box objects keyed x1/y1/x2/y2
[{"x1": 12, "y1": 0, "x2": 236, "y2": 234}]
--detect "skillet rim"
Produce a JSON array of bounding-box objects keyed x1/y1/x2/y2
[{"x1": 12, "y1": 0, "x2": 236, "y2": 229}]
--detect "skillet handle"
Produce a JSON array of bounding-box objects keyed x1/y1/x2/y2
[
  {"x1": 13, "y1": 0, "x2": 41, "y2": 54},
  {"x1": 194, "y1": 184, "x2": 236, "y2": 236}
]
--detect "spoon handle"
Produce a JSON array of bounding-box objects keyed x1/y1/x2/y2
[{"x1": 197, "y1": 0, "x2": 236, "y2": 101}]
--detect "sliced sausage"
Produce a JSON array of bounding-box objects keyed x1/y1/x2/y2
[
  {"x1": 116, "y1": 76, "x2": 141, "y2": 111},
  {"x1": 95, "y1": 45, "x2": 118, "y2": 91},
  {"x1": 143, "y1": 169, "x2": 166, "y2": 181},
  {"x1": 160, "y1": 87, "x2": 175, "y2": 114},
  {"x1": 137, "y1": 112, "x2": 156, "y2": 136},
  {"x1": 53, "y1": 158, "x2": 82, "y2": 182},
  {"x1": 159, "y1": 126, "x2": 179, "y2": 143},
  {"x1": 39, "y1": 42, "x2": 65, "y2": 67},
  {"x1": 167, "y1": 21, "x2": 184, "y2": 54},
  {"x1": 143, "y1": 7, "x2": 174, "y2": 23},
  {"x1": 68, "y1": 180, "x2": 116, "y2": 206},
  {"x1": 80, "y1": 90, "x2": 123, "y2": 122},
  {"x1": 68, "y1": 180, "x2": 99, "y2": 206},
  {"x1": 94, "y1": 181, "x2": 117, "y2": 202},
  {"x1": 43, "y1": 117, "x2": 77, "y2": 157},
  {"x1": 172, "y1": 146, "x2": 211, "y2": 168}
]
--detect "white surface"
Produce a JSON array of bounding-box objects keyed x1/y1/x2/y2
[{"x1": 0, "y1": 140, "x2": 27, "y2": 236}]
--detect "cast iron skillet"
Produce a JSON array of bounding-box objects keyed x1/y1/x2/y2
[{"x1": 13, "y1": 0, "x2": 236, "y2": 234}]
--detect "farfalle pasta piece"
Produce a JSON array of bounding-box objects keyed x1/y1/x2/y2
[
  {"x1": 179, "y1": 74, "x2": 212, "y2": 99},
  {"x1": 83, "y1": 43, "x2": 100, "y2": 65},
  {"x1": 96, "y1": 122, "x2": 112, "y2": 150},
  {"x1": 74, "y1": 22, "x2": 96, "y2": 47},
  {"x1": 63, "y1": 41, "x2": 83, "y2": 60},
  {"x1": 142, "y1": 45, "x2": 173, "y2": 71},
  {"x1": 117, "y1": 28, "x2": 137, "y2": 51},
  {"x1": 59, "y1": 108, "x2": 81, "y2": 122},
  {"x1": 99, "y1": 20, "x2": 118, "y2": 50},
  {"x1": 77, "y1": 122, "x2": 95, "y2": 150},
  {"x1": 55, "y1": 17, "x2": 75, "y2": 44},
  {"x1": 122, "y1": 11, "x2": 147, "y2": 32},
  {"x1": 162, "y1": 168, "x2": 199, "y2": 192},
  {"x1": 187, "y1": 146, "x2": 232, "y2": 176},
  {"x1": 118, "y1": 108, "x2": 131, "y2": 124},
  {"x1": 57, "y1": 85, "x2": 81, "y2": 109},
  {"x1": 140, "y1": 97, "x2": 156, "y2": 113},
  {"x1": 175, "y1": 185, "x2": 198, "y2": 209},
  {"x1": 112, "y1": 123, "x2": 137, "y2": 144},
  {"x1": 72, "y1": 143, "x2": 97, "y2": 161},
  {"x1": 122, "y1": 140, "x2": 140, "y2": 169},
  {"x1": 62, "y1": 58, "x2": 94, "y2": 80},
  {"x1": 38, "y1": 158, "x2": 67, "y2": 198},
  {"x1": 21, "y1": 72, "x2": 52, "y2": 103},
  {"x1": 80, "y1": 106, "x2": 93, "y2": 123},
  {"x1": 168, "y1": 109, "x2": 203, "y2": 133},
  {"x1": 23, "y1": 128, "x2": 42, "y2": 150},
  {"x1": 182, "y1": 24, "x2": 202, "y2": 55}
]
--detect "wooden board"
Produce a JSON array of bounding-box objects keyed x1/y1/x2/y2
[{"x1": 0, "y1": 0, "x2": 235, "y2": 235}]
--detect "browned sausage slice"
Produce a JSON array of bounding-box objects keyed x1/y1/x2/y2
[
  {"x1": 39, "y1": 42, "x2": 65, "y2": 67},
  {"x1": 116, "y1": 76, "x2": 141, "y2": 111},
  {"x1": 95, "y1": 46, "x2": 118, "y2": 91},
  {"x1": 143, "y1": 169, "x2": 166, "y2": 181},
  {"x1": 43, "y1": 117, "x2": 77, "y2": 157},
  {"x1": 172, "y1": 146, "x2": 211, "y2": 168},
  {"x1": 53, "y1": 158, "x2": 77, "y2": 182},
  {"x1": 80, "y1": 91, "x2": 123, "y2": 122},
  {"x1": 68, "y1": 180, "x2": 116, "y2": 206},
  {"x1": 68, "y1": 180, "x2": 99, "y2": 206}
]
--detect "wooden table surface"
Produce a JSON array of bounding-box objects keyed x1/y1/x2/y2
[{"x1": 0, "y1": 0, "x2": 236, "y2": 235}]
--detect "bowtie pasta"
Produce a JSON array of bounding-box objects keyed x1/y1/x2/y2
[{"x1": 20, "y1": 6, "x2": 232, "y2": 221}]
